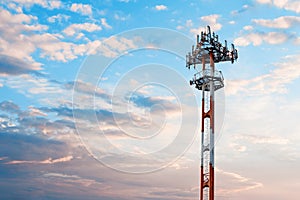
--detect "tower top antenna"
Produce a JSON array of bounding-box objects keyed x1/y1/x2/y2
[{"x1": 186, "y1": 26, "x2": 238, "y2": 71}]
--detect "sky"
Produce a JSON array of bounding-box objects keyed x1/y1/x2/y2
[{"x1": 0, "y1": 0, "x2": 300, "y2": 199}]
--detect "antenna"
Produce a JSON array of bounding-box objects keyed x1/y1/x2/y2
[{"x1": 185, "y1": 25, "x2": 238, "y2": 200}]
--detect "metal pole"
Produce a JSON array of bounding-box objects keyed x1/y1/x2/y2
[{"x1": 209, "y1": 51, "x2": 215, "y2": 200}]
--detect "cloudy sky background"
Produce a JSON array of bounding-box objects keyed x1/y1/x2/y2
[{"x1": 0, "y1": 0, "x2": 300, "y2": 199}]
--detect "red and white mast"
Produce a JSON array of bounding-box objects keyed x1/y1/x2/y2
[{"x1": 186, "y1": 26, "x2": 238, "y2": 200}]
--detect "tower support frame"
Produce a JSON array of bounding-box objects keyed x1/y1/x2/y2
[{"x1": 186, "y1": 26, "x2": 238, "y2": 200}]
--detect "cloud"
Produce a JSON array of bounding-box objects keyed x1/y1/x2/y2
[
  {"x1": 0, "y1": 8, "x2": 36, "y2": 26},
  {"x1": 201, "y1": 14, "x2": 222, "y2": 31},
  {"x1": 114, "y1": 13, "x2": 130, "y2": 21},
  {"x1": 101, "y1": 18, "x2": 112, "y2": 29},
  {"x1": 127, "y1": 92, "x2": 179, "y2": 112},
  {"x1": 2, "y1": 74, "x2": 66, "y2": 106},
  {"x1": 230, "y1": 143, "x2": 247, "y2": 152},
  {"x1": 234, "y1": 134, "x2": 289, "y2": 145},
  {"x1": 31, "y1": 33, "x2": 136, "y2": 62},
  {"x1": 11, "y1": 0, "x2": 62, "y2": 9},
  {"x1": 226, "y1": 54, "x2": 300, "y2": 95},
  {"x1": 18, "y1": 116, "x2": 74, "y2": 135},
  {"x1": 70, "y1": 3, "x2": 92, "y2": 16},
  {"x1": 0, "y1": 131, "x2": 72, "y2": 162},
  {"x1": 190, "y1": 14, "x2": 222, "y2": 35},
  {"x1": 0, "y1": 157, "x2": 7, "y2": 160},
  {"x1": 185, "y1": 19, "x2": 193, "y2": 27},
  {"x1": 231, "y1": 4, "x2": 252, "y2": 15},
  {"x1": 216, "y1": 168, "x2": 263, "y2": 195},
  {"x1": 93, "y1": 36, "x2": 137, "y2": 58},
  {"x1": 63, "y1": 23, "x2": 102, "y2": 36},
  {"x1": 0, "y1": 101, "x2": 21, "y2": 114},
  {"x1": 243, "y1": 25, "x2": 254, "y2": 31},
  {"x1": 27, "y1": 106, "x2": 48, "y2": 117},
  {"x1": 47, "y1": 14, "x2": 70, "y2": 23},
  {"x1": 155, "y1": 5, "x2": 168, "y2": 11},
  {"x1": 253, "y1": 16, "x2": 300, "y2": 28},
  {"x1": 33, "y1": 34, "x2": 101, "y2": 62},
  {"x1": 0, "y1": 9, "x2": 59, "y2": 64},
  {"x1": 0, "y1": 7, "x2": 138, "y2": 65},
  {"x1": 43, "y1": 173, "x2": 99, "y2": 187},
  {"x1": 0, "y1": 99, "x2": 76, "y2": 136},
  {"x1": 0, "y1": 54, "x2": 41, "y2": 75},
  {"x1": 6, "y1": 155, "x2": 73, "y2": 165},
  {"x1": 64, "y1": 80, "x2": 111, "y2": 101},
  {"x1": 234, "y1": 31, "x2": 290, "y2": 46},
  {"x1": 256, "y1": 0, "x2": 300, "y2": 13},
  {"x1": 177, "y1": 19, "x2": 193, "y2": 30},
  {"x1": 0, "y1": 9, "x2": 46, "y2": 67},
  {"x1": 7, "y1": 2, "x2": 23, "y2": 13}
]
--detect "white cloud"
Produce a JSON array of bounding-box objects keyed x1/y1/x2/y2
[
  {"x1": 176, "y1": 25, "x2": 184, "y2": 30},
  {"x1": 230, "y1": 143, "x2": 247, "y2": 152},
  {"x1": 216, "y1": 168, "x2": 263, "y2": 196},
  {"x1": 63, "y1": 23, "x2": 102, "y2": 36},
  {"x1": 226, "y1": 53, "x2": 300, "y2": 96},
  {"x1": 96, "y1": 36, "x2": 138, "y2": 58},
  {"x1": 6, "y1": 155, "x2": 73, "y2": 164},
  {"x1": 225, "y1": 79, "x2": 251, "y2": 95},
  {"x1": 190, "y1": 14, "x2": 222, "y2": 35},
  {"x1": 47, "y1": 14, "x2": 70, "y2": 23},
  {"x1": 114, "y1": 13, "x2": 130, "y2": 21},
  {"x1": 176, "y1": 20, "x2": 193, "y2": 30},
  {"x1": 49, "y1": 0, "x2": 61, "y2": 9},
  {"x1": 185, "y1": 19, "x2": 193, "y2": 27},
  {"x1": 76, "y1": 33, "x2": 85, "y2": 39},
  {"x1": 43, "y1": 173, "x2": 99, "y2": 187},
  {"x1": 253, "y1": 16, "x2": 300, "y2": 28},
  {"x1": 70, "y1": 3, "x2": 92, "y2": 15},
  {"x1": 155, "y1": 5, "x2": 168, "y2": 11},
  {"x1": 7, "y1": 3, "x2": 23, "y2": 13},
  {"x1": 234, "y1": 31, "x2": 289, "y2": 46},
  {"x1": 44, "y1": 173, "x2": 81, "y2": 179},
  {"x1": 35, "y1": 35, "x2": 137, "y2": 62},
  {"x1": 243, "y1": 25, "x2": 254, "y2": 31},
  {"x1": 0, "y1": 54, "x2": 42, "y2": 75},
  {"x1": 30, "y1": 33, "x2": 78, "y2": 62},
  {"x1": 0, "y1": 9, "x2": 46, "y2": 67},
  {"x1": 0, "y1": 8, "x2": 36, "y2": 27},
  {"x1": 28, "y1": 106, "x2": 47, "y2": 116},
  {"x1": 257, "y1": 0, "x2": 300, "y2": 13},
  {"x1": 73, "y1": 40, "x2": 102, "y2": 56},
  {"x1": 201, "y1": 14, "x2": 222, "y2": 31},
  {"x1": 12, "y1": 0, "x2": 61, "y2": 9},
  {"x1": 101, "y1": 18, "x2": 112, "y2": 29},
  {"x1": 235, "y1": 135, "x2": 289, "y2": 145},
  {"x1": 0, "y1": 7, "x2": 137, "y2": 70},
  {"x1": 2, "y1": 74, "x2": 65, "y2": 107}
]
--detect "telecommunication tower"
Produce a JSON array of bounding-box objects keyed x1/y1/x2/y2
[{"x1": 186, "y1": 26, "x2": 238, "y2": 200}]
